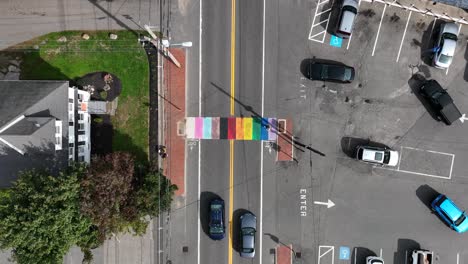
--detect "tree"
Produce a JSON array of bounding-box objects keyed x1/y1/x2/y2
[
  {"x1": 0, "y1": 165, "x2": 97, "y2": 264},
  {"x1": 80, "y1": 152, "x2": 136, "y2": 240},
  {"x1": 136, "y1": 170, "x2": 177, "y2": 217}
]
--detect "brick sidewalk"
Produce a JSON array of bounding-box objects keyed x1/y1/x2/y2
[
  {"x1": 277, "y1": 245, "x2": 292, "y2": 264},
  {"x1": 162, "y1": 48, "x2": 186, "y2": 196}
]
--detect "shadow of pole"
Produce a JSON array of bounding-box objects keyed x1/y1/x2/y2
[
  {"x1": 88, "y1": 0, "x2": 140, "y2": 36},
  {"x1": 209, "y1": 82, "x2": 326, "y2": 158}
]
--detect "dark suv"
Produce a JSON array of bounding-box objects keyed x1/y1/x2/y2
[
  {"x1": 208, "y1": 199, "x2": 225, "y2": 240},
  {"x1": 302, "y1": 60, "x2": 355, "y2": 83},
  {"x1": 419, "y1": 79, "x2": 461, "y2": 125}
]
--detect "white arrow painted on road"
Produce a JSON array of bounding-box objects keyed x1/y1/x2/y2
[
  {"x1": 459, "y1": 113, "x2": 468, "y2": 123},
  {"x1": 314, "y1": 199, "x2": 335, "y2": 208}
]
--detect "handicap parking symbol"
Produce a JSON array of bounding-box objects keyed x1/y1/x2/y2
[
  {"x1": 330, "y1": 35, "x2": 342, "y2": 48},
  {"x1": 339, "y1": 246, "x2": 350, "y2": 260}
]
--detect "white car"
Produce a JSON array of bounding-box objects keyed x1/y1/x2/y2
[
  {"x1": 433, "y1": 22, "x2": 458, "y2": 69},
  {"x1": 366, "y1": 256, "x2": 384, "y2": 264},
  {"x1": 356, "y1": 146, "x2": 399, "y2": 167}
]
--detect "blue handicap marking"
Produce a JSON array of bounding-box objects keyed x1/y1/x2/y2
[
  {"x1": 339, "y1": 246, "x2": 350, "y2": 260},
  {"x1": 329, "y1": 35, "x2": 343, "y2": 48}
]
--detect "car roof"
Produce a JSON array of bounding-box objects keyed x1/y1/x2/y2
[
  {"x1": 441, "y1": 39, "x2": 456, "y2": 56},
  {"x1": 440, "y1": 198, "x2": 463, "y2": 221},
  {"x1": 241, "y1": 212, "x2": 256, "y2": 228},
  {"x1": 362, "y1": 148, "x2": 384, "y2": 162}
]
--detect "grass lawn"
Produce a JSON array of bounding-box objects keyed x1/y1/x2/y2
[{"x1": 16, "y1": 30, "x2": 149, "y2": 162}]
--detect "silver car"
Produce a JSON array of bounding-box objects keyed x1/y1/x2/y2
[
  {"x1": 433, "y1": 22, "x2": 458, "y2": 69},
  {"x1": 239, "y1": 212, "x2": 256, "y2": 258}
]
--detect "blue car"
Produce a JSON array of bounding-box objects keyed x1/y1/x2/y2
[
  {"x1": 431, "y1": 194, "x2": 468, "y2": 233},
  {"x1": 208, "y1": 199, "x2": 225, "y2": 240}
]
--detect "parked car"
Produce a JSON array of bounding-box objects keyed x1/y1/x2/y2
[
  {"x1": 239, "y1": 212, "x2": 256, "y2": 258},
  {"x1": 431, "y1": 194, "x2": 468, "y2": 233},
  {"x1": 302, "y1": 60, "x2": 355, "y2": 83},
  {"x1": 366, "y1": 256, "x2": 384, "y2": 264},
  {"x1": 419, "y1": 79, "x2": 461, "y2": 125},
  {"x1": 335, "y1": 0, "x2": 359, "y2": 38},
  {"x1": 410, "y1": 250, "x2": 433, "y2": 264},
  {"x1": 355, "y1": 146, "x2": 399, "y2": 167},
  {"x1": 208, "y1": 199, "x2": 225, "y2": 240},
  {"x1": 432, "y1": 22, "x2": 458, "y2": 69}
]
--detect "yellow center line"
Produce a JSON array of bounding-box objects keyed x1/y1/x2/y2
[
  {"x1": 229, "y1": 0, "x2": 236, "y2": 263},
  {"x1": 230, "y1": 0, "x2": 236, "y2": 116},
  {"x1": 228, "y1": 140, "x2": 234, "y2": 264}
]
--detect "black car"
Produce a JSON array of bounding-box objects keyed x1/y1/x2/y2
[
  {"x1": 208, "y1": 199, "x2": 225, "y2": 240},
  {"x1": 302, "y1": 60, "x2": 355, "y2": 83},
  {"x1": 419, "y1": 79, "x2": 461, "y2": 125}
]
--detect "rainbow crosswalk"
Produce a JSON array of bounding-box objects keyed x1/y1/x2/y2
[{"x1": 185, "y1": 117, "x2": 279, "y2": 141}]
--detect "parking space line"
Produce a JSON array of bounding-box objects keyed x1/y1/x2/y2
[
  {"x1": 309, "y1": 0, "x2": 320, "y2": 41},
  {"x1": 322, "y1": 13, "x2": 332, "y2": 43},
  {"x1": 310, "y1": 30, "x2": 327, "y2": 43},
  {"x1": 318, "y1": 245, "x2": 335, "y2": 264},
  {"x1": 354, "y1": 248, "x2": 357, "y2": 264},
  {"x1": 396, "y1": 11, "x2": 412, "y2": 62},
  {"x1": 372, "y1": 4, "x2": 387, "y2": 56},
  {"x1": 405, "y1": 251, "x2": 408, "y2": 264},
  {"x1": 457, "y1": 253, "x2": 459, "y2": 264},
  {"x1": 403, "y1": 146, "x2": 454, "y2": 156},
  {"x1": 430, "y1": 17, "x2": 437, "y2": 36},
  {"x1": 317, "y1": 8, "x2": 332, "y2": 17},
  {"x1": 380, "y1": 248, "x2": 382, "y2": 258},
  {"x1": 347, "y1": 34, "x2": 352, "y2": 50},
  {"x1": 397, "y1": 146, "x2": 403, "y2": 171}
]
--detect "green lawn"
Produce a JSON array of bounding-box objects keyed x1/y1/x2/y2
[{"x1": 17, "y1": 30, "x2": 149, "y2": 162}]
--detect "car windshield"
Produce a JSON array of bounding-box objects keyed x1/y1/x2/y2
[
  {"x1": 344, "y1": 68, "x2": 352, "y2": 80},
  {"x1": 383, "y1": 152, "x2": 390, "y2": 163},
  {"x1": 342, "y1": 5, "x2": 357, "y2": 14},
  {"x1": 439, "y1": 54, "x2": 453, "y2": 64},
  {"x1": 442, "y1": 32, "x2": 458, "y2": 41},
  {"x1": 455, "y1": 214, "x2": 466, "y2": 226},
  {"x1": 242, "y1": 247, "x2": 254, "y2": 253}
]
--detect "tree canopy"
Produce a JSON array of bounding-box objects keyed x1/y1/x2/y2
[{"x1": 0, "y1": 166, "x2": 98, "y2": 264}]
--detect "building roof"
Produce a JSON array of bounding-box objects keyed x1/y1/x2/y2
[
  {"x1": 434, "y1": 0, "x2": 468, "y2": 9},
  {"x1": 0, "y1": 80, "x2": 70, "y2": 186}
]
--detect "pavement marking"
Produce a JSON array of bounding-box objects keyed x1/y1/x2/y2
[
  {"x1": 372, "y1": 3, "x2": 387, "y2": 56},
  {"x1": 308, "y1": 0, "x2": 332, "y2": 43},
  {"x1": 377, "y1": 146, "x2": 455, "y2": 179},
  {"x1": 339, "y1": 247, "x2": 350, "y2": 260},
  {"x1": 346, "y1": 34, "x2": 352, "y2": 49},
  {"x1": 354, "y1": 248, "x2": 357, "y2": 264},
  {"x1": 260, "y1": 0, "x2": 266, "y2": 262},
  {"x1": 405, "y1": 250, "x2": 408, "y2": 264},
  {"x1": 197, "y1": 1, "x2": 202, "y2": 263},
  {"x1": 396, "y1": 11, "x2": 412, "y2": 62},
  {"x1": 228, "y1": 140, "x2": 234, "y2": 264},
  {"x1": 330, "y1": 35, "x2": 343, "y2": 47},
  {"x1": 457, "y1": 252, "x2": 459, "y2": 264},
  {"x1": 318, "y1": 245, "x2": 335, "y2": 264},
  {"x1": 380, "y1": 248, "x2": 382, "y2": 258},
  {"x1": 230, "y1": 0, "x2": 236, "y2": 115}
]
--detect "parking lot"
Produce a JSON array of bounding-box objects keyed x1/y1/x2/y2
[{"x1": 301, "y1": 0, "x2": 468, "y2": 263}]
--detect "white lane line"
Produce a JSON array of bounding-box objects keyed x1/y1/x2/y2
[
  {"x1": 197, "y1": 1, "x2": 202, "y2": 264},
  {"x1": 260, "y1": 0, "x2": 265, "y2": 263},
  {"x1": 316, "y1": 8, "x2": 332, "y2": 17},
  {"x1": 380, "y1": 248, "x2": 382, "y2": 258},
  {"x1": 378, "y1": 167, "x2": 451, "y2": 179},
  {"x1": 396, "y1": 11, "x2": 412, "y2": 62},
  {"x1": 457, "y1": 252, "x2": 460, "y2": 264},
  {"x1": 322, "y1": 13, "x2": 332, "y2": 43},
  {"x1": 372, "y1": 4, "x2": 387, "y2": 56},
  {"x1": 354, "y1": 248, "x2": 357, "y2": 264},
  {"x1": 402, "y1": 146, "x2": 454, "y2": 156},
  {"x1": 347, "y1": 34, "x2": 352, "y2": 50},
  {"x1": 449, "y1": 154, "x2": 455, "y2": 180},
  {"x1": 309, "y1": 0, "x2": 321, "y2": 40}
]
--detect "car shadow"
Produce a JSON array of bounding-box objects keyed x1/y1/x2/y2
[
  {"x1": 407, "y1": 74, "x2": 441, "y2": 122},
  {"x1": 415, "y1": 184, "x2": 440, "y2": 211},
  {"x1": 326, "y1": 0, "x2": 341, "y2": 35},
  {"x1": 393, "y1": 238, "x2": 421, "y2": 264},
  {"x1": 340, "y1": 136, "x2": 390, "y2": 158},
  {"x1": 464, "y1": 42, "x2": 468, "y2": 82},
  {"x1": 232, "y1": 208, "x2": 251, "y2": 253},
  {"x1": 351, "y1": 247, "x2": 376, "y2": 264},
  {"x1": 200, "y1": 192, "x2": 223, "y2": 237},
  {"x1": 419, "y1": 19, "x2": 443, "y2": 66}
]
